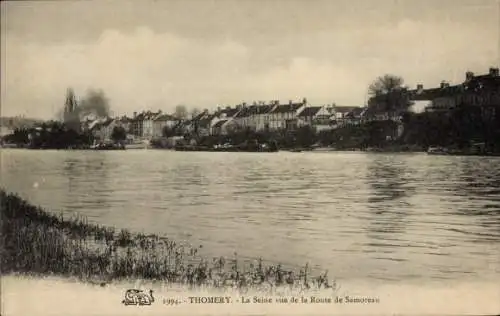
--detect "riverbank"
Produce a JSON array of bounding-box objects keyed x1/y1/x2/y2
[{"x1": 0, "y1": 189, "x2": 333, "y2": 293}]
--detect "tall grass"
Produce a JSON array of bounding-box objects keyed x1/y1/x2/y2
[{"x1": 0, "y1": 189, "x2": 336, "y2": 293}]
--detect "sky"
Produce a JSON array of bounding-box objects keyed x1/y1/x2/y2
[{"x1": 1, "y1": 0, "x2": 499, "y2": 119}]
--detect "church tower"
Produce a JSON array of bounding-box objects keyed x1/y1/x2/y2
[{"x1": 64, "y1": 87, "x2": 77, "y2": 115}]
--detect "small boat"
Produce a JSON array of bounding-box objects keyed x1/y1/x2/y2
[
  {"x1": 427, "y1": 146, "x2": 449, "y2": 155},
  {"x1": 312, "y1": 147, "x2": 337, "y2": 152},
  {"x1": 175, "y1": 142, "x2": 279, "y2": 153},
  {"x1": 91, "y1": 143, "x2": 125, "y2": 150},
  {"x1": 0, "y1": 143, "x2": 19, "y2": 149}
]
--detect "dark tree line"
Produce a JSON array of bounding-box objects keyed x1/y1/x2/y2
[
  {"x1": 3, "y1": 121, "x2": 95, "y2": 149},
  {"x1": 111, "y1": 126, "x2": 127, "y2": 143}
]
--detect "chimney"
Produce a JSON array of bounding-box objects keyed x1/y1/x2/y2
[
  {"x1": 466, "y1": 71, "x2": 474, "y2": 81},
  {"x1": 416, "y1": 84, "x2": 424, "y2": 93},
  {"x1": 489, "y1": 67, "x2": 499, "y2": 77},
  {"x1": 242, "y1": 102, "x2": 247, "y2": 107},
  {"x1": 133, "y1": 111, "x2": 137, "y2": 118},
  {"x1": 289, "y1": 100, "x2": 292, "y2": 105},
  {"x1": 302, "y1": 97, "x2": 307, "y2": 105},
  {"x1": 440, "y1": 81, "x2": 449, "y2": 89}
]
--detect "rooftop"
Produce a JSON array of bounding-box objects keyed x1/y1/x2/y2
[
  {"x1": 216, "y1": 108, "x2": 240, "y2": 118},
  {"x1": 269, "y1": 101, "x2": 305, "y2": 114},
  {"x1": 198, "y1": 114, "x2": 217, "y2": 126},
  {"x1": 298, "y1": 106, "x2": 323, "y2": 117},
  {"x1": 334, "y1": 106, "x2": 363, "y2": 113},
  {"x1": 235, "y1": 105, "x2": 259, "y2": 118},
  {"x1": 154, "y1": 113, "x2": 176, "y2": 121},
  {"x1": 212, "y1": 120, "x2": 228, "y2": 128},
  {"x1": 409, "y1": 68, "x2": 500, "y2": 101},
  {"x1": 191, "y1": 111, "x2": 209, "y2": 122},
  {"x1": 133, "y1": 111, "x2": 162, "y2": 121}
]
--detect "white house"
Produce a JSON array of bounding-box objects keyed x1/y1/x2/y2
[
  {"x1": 130, "y1": 111, "x2": 161, "y2": 139},
  {"x1": 141, "y1": 113, "x2": 157, "y2": 139},
  {"x1": 92, "y1": 118, "x2": 120, "y2": 142},
  {"x1": 233, "y1": 104, "x2": 257, "y2": 129},
  {"x1": 0, "y1": 126, "x2": 14, "y2": 138},
  {"x1": 211, "y1": 119, "x2": 239, "y2": 135},
  {"x1": 152, "y1": 113, "x2": 177, "y2": 138},
  {"x1": 197, "y1": 113, "x2": 218, "y2": 136},
  {"x1": 250, "y1": 103, "x2": 276, "y2": 131},
  {"x1": 233, "y1": 102, "x2": 277, "y2": 132},
  {"x1": 267, "y1": 98, "x2": 307, "y2": 131},
  {"x1": 188, "y1": 110, "x2": 216, "y2": 136},
  {"x1": 331, "y1": 106, "x2": 366, "y2": 128},
  {"x1": 210, "y1": 107, "x2": 241, "y2": 135},
  {"x1": 297, "y1": 105, "x2": 335, "y2": 131}
]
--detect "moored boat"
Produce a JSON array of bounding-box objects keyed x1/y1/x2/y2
[
  {"x1": 427, "y1": 146, "x2": 450, "y2": 155},
  {"x1": 175, "y1": 141, "x2": 279, "y2": 152},
  {"x1": 427, "y1": 144, "x2": 500, "y2": 157},
  {"x1": 91, "y1": 143, "x2": 125, "y2": 150}
]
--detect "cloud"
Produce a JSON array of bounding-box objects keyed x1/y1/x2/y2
[
  {"x1": 1, "y1": 19, "x2": 498, "y2": 119},
  {"x1": 2, "y1": 27, "x2": 255, "y2": 118}
]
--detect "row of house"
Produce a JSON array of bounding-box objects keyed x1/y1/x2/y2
[
  {"x1": 87, "y1": 99, "x2": 368, "y2": 142},
  {"x1": 186, "y1": 98, "x2": 367, "y2": 137},
  {"x1": 364, "y1": 67, "x2": 500, "y2": 125},
  {"x1": 79, "y1": 66, "x2": 500, "y2": 144},
  {"x1": 410, "y1": 67, "x2": 500, "y2": 113}
]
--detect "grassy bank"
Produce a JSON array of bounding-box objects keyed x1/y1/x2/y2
[{"x1": 0, "y1": 189, "x2": 334, "y2": 293}]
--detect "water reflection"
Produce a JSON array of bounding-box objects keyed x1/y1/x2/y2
[
  {"x1": 365, "y1": 156, "x2": 415, "y2": 206},
  {"x1": 456, "y1": 158, "x2": 500, "y2": 199},
  {"x1": 452, "y1": 158, "x2": 500, "y2": 240},
  {"x1": 363, "y1": 155, "x2": 415, "y2": 240},
  {"x1": 62, "y1": 153, "x2": 110, "y2": 212}
]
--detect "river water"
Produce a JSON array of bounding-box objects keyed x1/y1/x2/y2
[{"x1": 1, "y1": 149, "x2": 499, "y2": 288}]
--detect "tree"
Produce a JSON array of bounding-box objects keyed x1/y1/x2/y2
[
  {"x1": 174, "y1": 105, "x2": 188, "y2": 121},
  {"x1": 162, "y1": 125, "x2": 176, "y2": 138},
  {"x1": 296, "y1": 125, "x2": 317, "y2": 148},
  {"x1": 367, "y1": 74, "x2": 413, "y2": 114},
  {"x1": 111, "y1": 125, "x2": 127, "y2": 143},
  {"x1": 368, "y1": 74, "x2": 405, "y2": 96}
]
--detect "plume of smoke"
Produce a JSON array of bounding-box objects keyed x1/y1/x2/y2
[
  {"x1": 78, "y1": 89, "x2": 110, "y2": 118},
  {"x1": 62, "y1": 88, "x2": 111, "y2": 132}
]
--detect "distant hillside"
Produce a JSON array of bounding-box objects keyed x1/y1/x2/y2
[{"x1": 0, "y1": 117, "x2": 44, "y2": 129}]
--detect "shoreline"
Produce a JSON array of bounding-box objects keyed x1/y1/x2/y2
[
  {"x1": 7, "y1": 146, "x2": 500, "y2": 157},
  {"x1": 0, "y1": 189, "x2": 334, "y2": 293}
]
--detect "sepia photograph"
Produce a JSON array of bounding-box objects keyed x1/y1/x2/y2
[{"x1": 1, "y1": 0, "x2": 499, "y2": 315}]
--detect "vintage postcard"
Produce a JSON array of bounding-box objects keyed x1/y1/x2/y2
[{"x1": 1, "y1": 0, "x2": 499, "y2": 315}]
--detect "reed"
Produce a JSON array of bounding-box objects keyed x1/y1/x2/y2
[{"x1": 0, "y1": 189, "x2": 336, "y2": 293}]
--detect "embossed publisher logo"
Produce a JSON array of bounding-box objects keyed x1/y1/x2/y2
[{"x1": 122, "y1": 289, "x2": 155, "y2": 306}]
